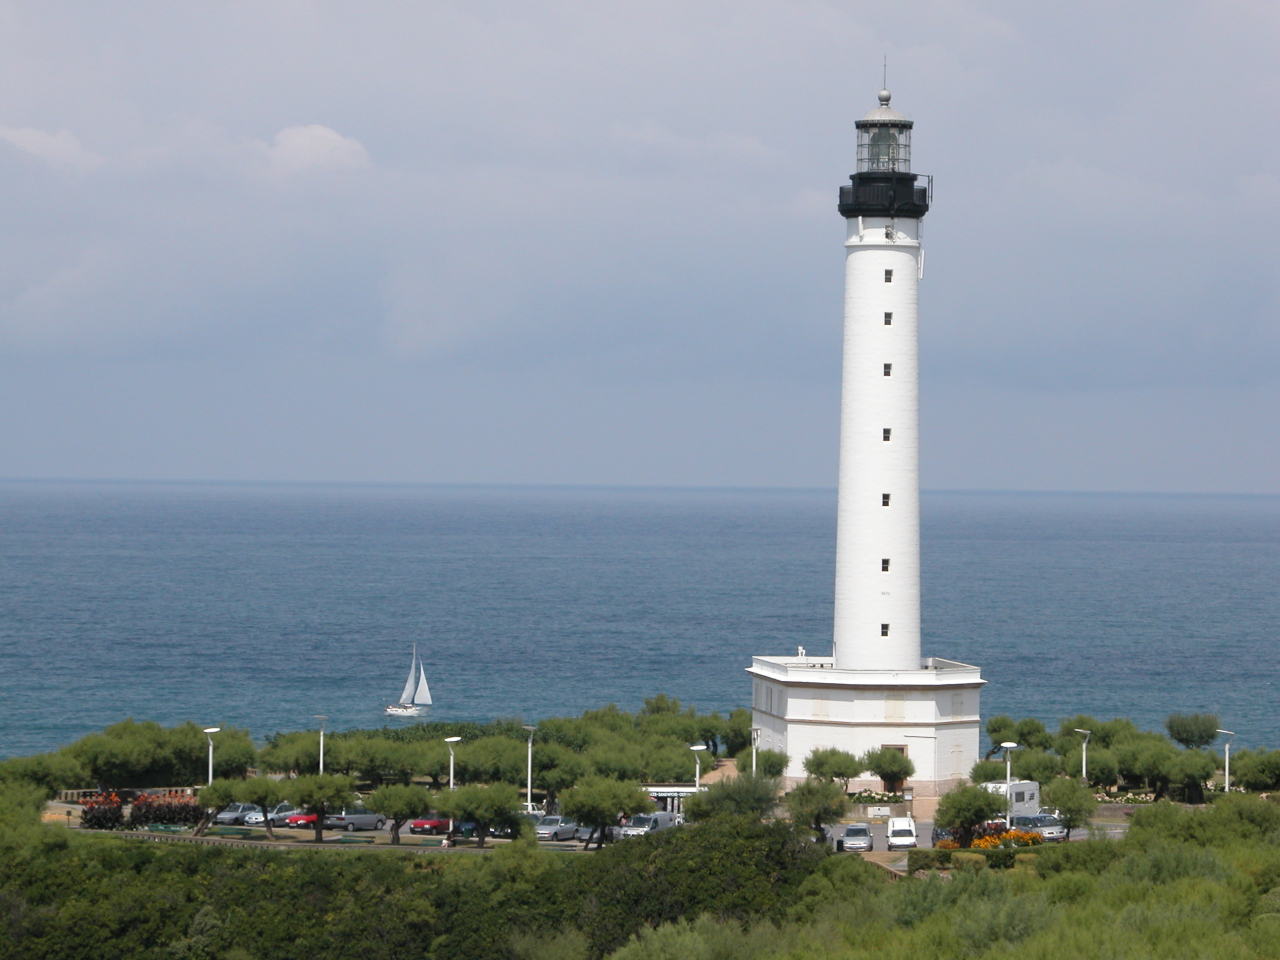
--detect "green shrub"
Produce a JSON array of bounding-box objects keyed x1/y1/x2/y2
[
  {"x1": 908, "y1": 848, "x2": 952, "y2": 874},
  {"x1": 952, "y1": 851, "x2": 987, "y2": 872}
]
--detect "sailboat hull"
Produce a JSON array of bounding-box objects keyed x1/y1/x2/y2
[{"x1": 385, "y1": 703, "x2": 426, "y2": 717}]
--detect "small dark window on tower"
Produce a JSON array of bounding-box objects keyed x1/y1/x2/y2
[
  {"x1": 881, "y1": 558, "x2": 891, "y2": 572},
  {"x1": 883, "y1": 363, "x2": 892, "y2": 376},
  {"x1": 880, "y1": 623, "x2": 890, "y2": 637},
  {"x1": 884, "y1": 269, "x2": 893, "y2": 283},
  {"x1": 881, "y1": 493, "x2": 891, "y2": 506},
  {"x1": 882, "y1": 428, "x2": 892, "y2": 441},
  {"x1": 884, "y1": 312, "x2": 893, "y2": 324}
]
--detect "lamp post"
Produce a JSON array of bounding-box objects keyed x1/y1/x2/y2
[
  {"x1": 202, "y1": 727, "x2": 221, "y2": 786},
  {"x1": 445, "y1": 736, "x2": 462, "y2": 835},
  {"x1": 690, "y1": 744, "x2": 707, "y2": 790},
  {"x1": 1000, "y1": 741, "x2": 1018, "y2": 829},
  {"x1": 1074, "y1": 728, "x2": 1091, "y2": 783},
  {"x1": 1216, "y1": 729, "x2": 1235, "y2": 792},
  {"x1": 314, "y1": 715, "x2": 328, "y2": 774},
  {"x1": 750, "y1": 727, "x2": 761, "y2": 777},
  {"x1": 523, "y1": 725, "x2": 537, "y2": 810}
]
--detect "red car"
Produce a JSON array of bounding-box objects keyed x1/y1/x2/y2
[
  {"x1": 285, "y1": 812, "x2": 320, "y2": 829},
  {"x1": 409, "y1": 815, "x2": 449, "y2": 835}
]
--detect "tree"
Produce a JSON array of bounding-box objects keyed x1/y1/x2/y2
[
  {"x1": 1013, "y1": 718, "x2": 1054, "y2": 751},
  {"x1": 803, "y1": 748, "x2": 862, "y2": 790},
  {"x1": 1163, "y1": 750, "x2": 1215, "y2": 804},
  {"x1": 968, "y1": 759, "x2": 1004, "y2": 784},
  {"x1": 934, "y1": 784, "x2": 1005, "y2": 847},
  {"x1": 1041, "y1": 777, "x2": 1097, "y2": 840},
  {"x1": 194, "y1": 779, "x2": 238, "y2": 836},
  {"x1": 460, "y1": 736, "x2": 526, "y2": 785},
  {"x1": 862, "y1": 748, "x2": 914, "y2": 793},
  {"x1": 1011, "y1": 748, "x2": 1063, "y2": 784},
  {"x1": 734, "y1": 747, "x2": 787, "y2": 779},
  {"x1": 682, "y1": 774, "x2": 779, "y2": 823},
  {"x1": 1234, "y1": 749, "x2": 1280, "y2": 792},
  {"x1": 561, "y1": 776, "x2": 655, "y2": 849},
  {"x1": 368, "y1": 783, "x2": 433, "y2": 845},
  {"x1": 641, "y1": 694, "x2": 683, "y2": 715},
  {"x1": 535, "y1": 744, "x2": 589, "y2": 811},
  {"x1": 234, "y1": 777, "x2": 283, "y2": 840},
  {"x1": 1166, "y1": 713, "x2": 1220, "y2": 750},
  {"x1": 0, "y1": 751, "x2": 89, "y2": 798},
  {"x1": 283, "y1": 774, "x2": 356, "y2": 843},
  {"x1": 1116, "y1": 736, "x2": 1177, "y2": 797},
  {"x1": 783, "y1": 779, "x2": 848, "y2": 841},
  {"x1": 438, "y1": 783, "x2": 522, "y2": 847},
  {"x1": 1064, "y1": 746, "x2": 1120, "y2": 791},
  {"x1": 984, "y1": 715, "x2": 1016, "y2": 759},
  {"x1": 722, "y1": 708, "x2": 753, "y2": 756},
  {"x1": 257, "y1": 731, "x2": 321, "y2": 776}
]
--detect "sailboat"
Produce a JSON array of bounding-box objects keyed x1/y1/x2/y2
[{"x1": 386, "y1": 644, "x2": 432, "y2": 717}]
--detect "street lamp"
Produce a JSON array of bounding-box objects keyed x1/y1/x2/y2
[
  {"x1": 444, "y1": 736, "x2": 463, "y2": 835},
  {"x1": 1216, "y1": 729, "x2": 1236, "y2": 792},
  {"x1": 314, "y1": 715, "x2": 328, "y2": 774},
  {"x1": 202, "y1": 727, "x2": 221, "y2": 786},
  {"x1": 523, "y1": 725, "x2": 537, "y2": 810},
  {"x1": 1074, "y1": 728, "x2": 1091, "y2": 783},
  {"x1": 1000, "y1": 741, "x2": 1018, "y2": 829},
  {"x1": 750, "y1": 727, "x2": 761, "y2": 777},
  {"x1": 690, "y1": 744, "x2": 708, "y2": 790}
]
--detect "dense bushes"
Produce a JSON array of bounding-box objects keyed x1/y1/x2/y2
[{"x1": 9, "y1": 793, "x2": 1280, "y2": 958}]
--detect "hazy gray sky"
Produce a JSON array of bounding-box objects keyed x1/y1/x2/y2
[{"x1": 2, "y1": 1, "x2": 1276, "y2": 493}]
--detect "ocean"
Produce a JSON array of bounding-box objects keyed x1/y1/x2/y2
[{"x1": 1, "y1": 481, "x2": 1276, "y2": 759}]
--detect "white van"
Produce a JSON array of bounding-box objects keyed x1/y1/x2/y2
[
  {"x1": 619, "y1": 811, "x2": 679, "y2": 838},
  {"x1": 886, "y1": 817, "x2": 918, "y2": 850}
]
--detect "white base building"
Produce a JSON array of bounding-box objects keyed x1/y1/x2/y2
[{"x1": 747, "y1": 654, "x2": 982, "y2": 796}]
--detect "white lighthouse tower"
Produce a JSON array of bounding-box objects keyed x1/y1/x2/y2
[{"x1": 748, "y1": 90, "x2": 983, "y2": 805}]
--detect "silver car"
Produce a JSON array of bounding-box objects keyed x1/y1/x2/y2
[
  {"x1": 837, "y1": 822, "x2": 873, "y2": 852},
  {"x1": 1013, "y1": 814, "x2": 1067, "y2": 843},
  {"x1": 214, "y1": 803, "x2": 261, "y2": 825},
  {"x1": 535, "y1": 816, "x2": 578, "y2": 841},
  {"x1": 244, "y1": 802, "x2": 299, "y2": 827},
  {"x1": 324, "y1": 805, "x2": 386, "y2": 832}
]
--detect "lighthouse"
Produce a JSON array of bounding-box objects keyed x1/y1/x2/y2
[{"x1": 748, "y1": 90, "x2": 983, "y2": 807}]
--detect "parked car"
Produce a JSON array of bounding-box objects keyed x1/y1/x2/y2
[
  {"x1": 409, "y1": 815, "x2": 450, "y2": 835},
  {"x1": 285, "y1": 812, "x2": 320, "y2": 829},
  {"x1": 497, "y1": 813, "x2": 542, "y2": 839},
  {"x1": 1012, "y1": 813, "x2": 1067, "y2": 843},
  {"x1": 836, "y1": 822, "x2": 873, "y2": 852},
  {"x1": 618, "y1": 812, "x2": 680, "y2": 838},
  {"x1": 214, "y1": 803, "x2": 261, "y2": 825},
  {"x1": 244, "y1": 803, "x2": 299, "y2": 827},
  {"x1": 535, "y1": 816, "x2": 578, "y2": 841},
  {"x1": 886, "y1": 817, "x2": 918, "y2": 850},
  {"x1": 324, "y1": 805, "x2": 386, "y2": 832}
]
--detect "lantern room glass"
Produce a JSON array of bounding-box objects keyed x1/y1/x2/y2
[{"x1": 857, "y1": 124, "x2": 912, "y2": 173}]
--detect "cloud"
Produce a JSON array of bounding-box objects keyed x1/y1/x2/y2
[
  {"x1": 0, "y1": 125, "x2": 102, "y2": 171},
  {"x1": 262, "y1": 124, "x2": 370, "y2": 176}
]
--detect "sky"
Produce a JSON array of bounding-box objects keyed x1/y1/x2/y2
[{"x1": 1, "y1": 0, "x2": 1277, "y2": 493}]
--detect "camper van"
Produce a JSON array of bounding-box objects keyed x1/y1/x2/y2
[{"x1": 980, "y1": 780, "x2": 1041, "y2": 821}]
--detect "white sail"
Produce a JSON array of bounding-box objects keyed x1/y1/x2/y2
[
  {"x1": 413, "y1": 662, "x2": 432, "y2": 705},
  {"x1": 399, "y1": 647, "x2": 417, "y2": 704}
]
